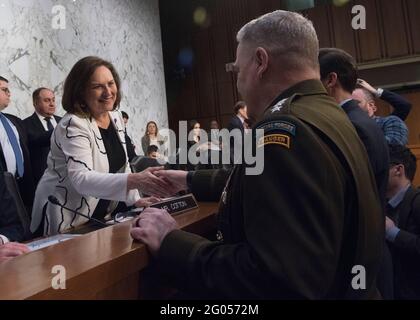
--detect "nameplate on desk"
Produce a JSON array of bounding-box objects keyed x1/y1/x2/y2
[{"x1": 150, "y1": 194, "x2": 198, "y2": 216}]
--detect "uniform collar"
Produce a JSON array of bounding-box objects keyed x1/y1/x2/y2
[{"x1": 265, "y1": 79, "x2": 328, "y2": 112}]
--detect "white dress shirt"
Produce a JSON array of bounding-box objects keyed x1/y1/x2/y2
[
  {"x1": 36, "y1": 112, "x2": 57, "y2": 131},
  {"x1": 0, "y1": 114, "x2": 23, "y2": 176}
]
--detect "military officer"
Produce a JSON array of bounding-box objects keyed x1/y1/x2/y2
[{"x1": 131, "y1": 10, "x2": 384, "y2": 299}]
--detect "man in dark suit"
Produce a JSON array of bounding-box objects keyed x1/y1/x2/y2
[
  {"x1": 24, "y1": 87, "x2": 61, "y2": 186},
  {"x1": 0, "y1": 129, "x2": 30, "y2": 263},
  {"x1": 228, "y1": 101, "x2": 248, "y2": 164},
  {"x1": 0, "y1": 76, "x2": 35, "y2": 209},
  {"x1": 0, "y1": 160, "x2": 25, "y2": 243},
  {"x1": 227, "y1": 101, "x2": 248, "y2": 131},
  {"x1": 319, "y1": 48, "x2": 393, "y2": 299},
  {"x1": 386, "y1": 144, "x2": 420, "y2": 299},
  {"x1": 121, "y1": 111, "x2": 137, "y2": 162},
  {"x1": 131, "y1": 11, "x2": 384, "y2": 299}
]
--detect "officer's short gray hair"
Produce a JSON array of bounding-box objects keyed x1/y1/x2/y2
[{"x1": 237, "y1": 10, "x2": 319, "y2": 71}]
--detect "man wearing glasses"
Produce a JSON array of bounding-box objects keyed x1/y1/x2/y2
[
  {"x1": 131, "y1": 11, "x2": 384, "y2": 299},
  {"x1": 0, "y1": 76, "x2": 35, "y2": 210}
]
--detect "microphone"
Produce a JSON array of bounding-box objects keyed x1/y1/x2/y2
[{"x1": 48, "y1": 195, "x2": 108, "y2": 227}]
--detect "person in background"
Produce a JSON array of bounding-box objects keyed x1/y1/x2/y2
[
  {"x1": 24, "y1": 87, "x2": 62, "y2": 186},
  {"x1": 147, "y1": 145, "x2": 160, "y2": 159},
  {"x1": 208, "y1": 119, "x2": 221, "y2": 149},
  {"x1": 352, "y1": 79, "x2": 411, "y2": 146},
  {"x1": 228, "y1": 101, "x2": 248, "y2": 131},
  {"x1": 385, "y1": 144, "x2": 420, "y2": 299},
  {"x1": 0, "y1": 159, "x2": 30, "y2": 260},
  {"x1": 141, "y1": 121, "x2": 166, "y2": 157},
  {"x1": 0, "y1": 76, "x2": 35, "y2": 210},
  {"x1": 120, "y1": 111, "x2": 137, "y2": 162},
  {"x1": 319, "y1": 47, "x2": 393, "y2": 299},
  {"x1": 30, "y1": 56, "x2": 175, "y2": 236}
]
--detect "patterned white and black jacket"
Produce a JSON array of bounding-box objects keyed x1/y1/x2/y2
[{"x1": 30, "y1": 111, "x2": 140, "y2": 236}]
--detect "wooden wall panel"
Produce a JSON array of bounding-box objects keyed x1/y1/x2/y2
[
  {"x1": 220, "y1": 113, "x2": 234, "y2": 130},
  {"x1": 161, "y1": 0, "x2": 420, "y2": 140},
  {"x1": 409, "y1": 145, "x2": 420, "y2": 187},
  {"x1": 378, "y1": 0, "x2": 410, "y2": 58},
  {"x1": 402, "y1": 92, "x2": 420, "y2": 145},
  {"x1": 213, "y1": 26, "x2": 234, "y2": 84},
  {"x1": 304, "y1": 5, "x2": 333, "y2": 48},
  {"x1": 217, "y1": 83, "x2": 236, "y2": 115},
  {"x1": 405, "y1": 0, "x2": 420, "y2": 54},
  {"x1": 329, "y1": 2, "x2": 358, "y2": 60},
  {"x1": 356, "y1": 0, "x2": 383, "y2": 62}
]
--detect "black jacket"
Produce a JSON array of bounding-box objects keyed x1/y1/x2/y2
[
  {"x1": 23, "y1": 113, "x2": 62, "y2": 186},
  {"x1": 157, "y1": 80, "x2": 384, "y2": 299},
  {"x1": 342, "y1": 100, "x2": 389, "y2": 207},
  {"x1": 388, "y1": 186, "x2": 420, "y2": 299},
  {"x1": 381, "y1": 89, "x2": 412, "y2": 121},
  {"x1": 227, "y1": 115, "x2": 244, "y2": 131},
  {"x1": 0, "y1": 160, "x2": 24, "y2": 242},
  {"x1": 0, "y1": 113, "x2": 35, "y2": 209}
]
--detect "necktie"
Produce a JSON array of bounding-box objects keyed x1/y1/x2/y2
[
  {"x1": 0, "y1": 113, "x2": 24, "y2": 177},
  {"x1": 44, "y1": 117, "x2": 54, "y2": 131}
]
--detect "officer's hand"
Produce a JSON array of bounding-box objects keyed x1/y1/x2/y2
[
  {"x1": 0, "y1": 242, "x2": 30, "y2": 263},
  {"x1": 154, "y1": 170, "x2": 189, "y2": 193},
  {"x1": 130, "y1": 208, "x2": 178, "y2": 255}
]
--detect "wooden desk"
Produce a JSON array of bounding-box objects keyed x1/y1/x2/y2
[{"x1": 0, "y1": 202, "x2": 218, "y2": 300}]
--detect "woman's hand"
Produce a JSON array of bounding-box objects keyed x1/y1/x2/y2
[{"x1": 127, "y1": 167, "x2": 178, "y2": 197}]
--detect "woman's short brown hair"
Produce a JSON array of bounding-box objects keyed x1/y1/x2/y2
[{"x1": 62, "y1": 56, "x2": 122, "y2": 116}]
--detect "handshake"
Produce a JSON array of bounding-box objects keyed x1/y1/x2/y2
[{"x1": 127, "y1": 167, "x2": 189, "y2": 207}]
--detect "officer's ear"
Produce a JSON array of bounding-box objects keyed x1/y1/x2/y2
[{"x1": 255, "y1": 47, "x2": 268, "y2": 79}]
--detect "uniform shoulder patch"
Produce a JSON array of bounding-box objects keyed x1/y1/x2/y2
[
  {"x1": 256, "y1": 121, "x2": 296, "y2": 136},
  {"x1": 257, "y1": 134, "x2": 291, "y2": 149}
]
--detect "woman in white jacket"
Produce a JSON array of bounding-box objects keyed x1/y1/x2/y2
[{"x1": 31, "y1": 56, "x2": 174, "y2": 236}]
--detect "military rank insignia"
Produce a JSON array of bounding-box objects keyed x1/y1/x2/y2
[
  {"x1": 271, "y1": 98, "x2": 288, "y2": 113},
  {"x1": 257, "y1": 134, "x2": 291, "y2": 149}
]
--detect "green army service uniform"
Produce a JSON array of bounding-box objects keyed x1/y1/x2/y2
[{"x1": 158, "y1": 80, "x2": 384, "y2": 299}]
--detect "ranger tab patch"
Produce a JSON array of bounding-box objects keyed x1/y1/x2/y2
[{"x1": 257, "y1": 134, "x2": 291, "y2": 149}]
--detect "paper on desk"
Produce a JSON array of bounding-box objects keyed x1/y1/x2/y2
[{"x1": 26, "y1": 234, "x2": 82, "y2": 251}]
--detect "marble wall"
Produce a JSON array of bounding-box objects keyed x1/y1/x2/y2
[{"x1": 0, "y1": 0, "x2": 168, "y2": 152}]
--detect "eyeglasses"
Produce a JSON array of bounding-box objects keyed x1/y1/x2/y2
[
  {"x1": 0, "y1": 87, "x2": 10, "y2": 94},
  {"x1": 225, "y1": 62, "x2": 238, "y2": 73}
]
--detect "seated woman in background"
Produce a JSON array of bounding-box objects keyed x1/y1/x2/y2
[
  {"x1": 30, "y1": 56, "x2": 174, "y2": 236},
  {"x1": 141, "y1": 121, "x2": 166, "y2": 156}
]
